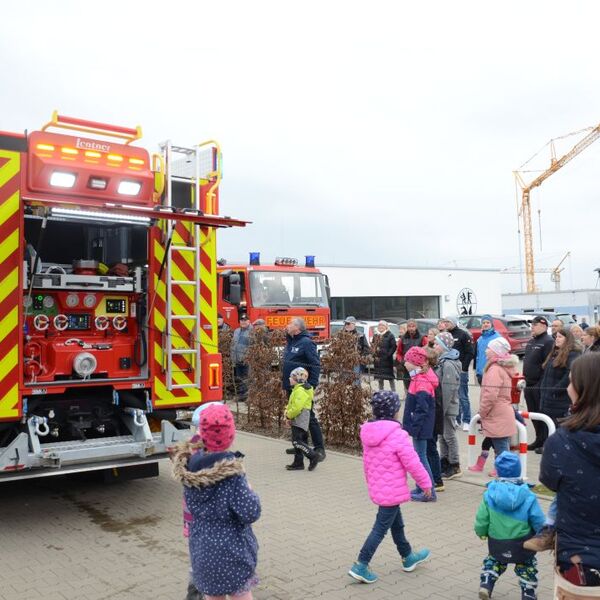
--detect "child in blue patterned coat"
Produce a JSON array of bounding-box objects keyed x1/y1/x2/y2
[{"x1": 173, "y1": 404, "x2": 261, "y2": 600}]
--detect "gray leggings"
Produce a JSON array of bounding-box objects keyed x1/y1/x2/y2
[{"x1": 438, "y1": 415, "x2": 460, "y2": 464}]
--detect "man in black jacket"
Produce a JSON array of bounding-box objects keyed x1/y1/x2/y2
[
  {"x1": 523, "y1": 316, "x2": 554, "y2": 450},
  {"x1": 443, "y1": 317, "x2": 474, "y2": 431}
]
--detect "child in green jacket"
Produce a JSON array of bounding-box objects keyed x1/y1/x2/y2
[
  {"x1": 285, "y1": 367, "x2": 319, "y2": 472},
  {"x1": 474, "y1": 451, "x2": 545, "y2": 600}
]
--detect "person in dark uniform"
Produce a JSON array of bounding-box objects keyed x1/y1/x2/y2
[{"x1": 522, "y1": 316, "x2": 554, "y2": 450}]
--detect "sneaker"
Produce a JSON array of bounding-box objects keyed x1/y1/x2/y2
[
  {"x1": 434, "y1": 480, "x2": 445, "y2": 492},
  {"x1": 462, "y1": 422, "x2": 470, "y2": 431},
  {"x1": 442, "y1": 464, "x2": 463, "y2": 480},
  {"x1": 402, "y1": 548, "x2": 430, "y2": 572},
  {"x1": 410, "y1": 490, "x2": 437, "y2": 503},
  {"x1": 348, "y1": 562, "x2": 378, "y2": 583},
  {"x1": 523, "y1": 526, "x2": 555, "y2": 552}
]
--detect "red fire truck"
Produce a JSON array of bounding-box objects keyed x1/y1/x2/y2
[
  {"x1": 217, "y1": 254, "x2": 330, "y2": 342},
  {"x1": 0, "y1": 112, "x2": 245, "y2": 481}
]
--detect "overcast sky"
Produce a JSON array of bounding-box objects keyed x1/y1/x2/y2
[{"x1": 2, "y1": 1, "x2": 598, "y2": 292}]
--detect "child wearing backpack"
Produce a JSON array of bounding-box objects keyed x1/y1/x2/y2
[
  {"x1": 474, "y1": 451, "x2": 545, "y2": 600},
  {"x1": 348, "y1": 390, "x2": 432, "y2": 584}
]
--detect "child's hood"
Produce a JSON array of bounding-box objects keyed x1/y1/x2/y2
[
  {"x1": 360, "y1": 419, "x2": 401, "y2": 447},
  {"x1": 440, "y1": 349, "x2": 460, "y2": 362},
  {"x1": 485, "y1": 480, "x2": 532, "y2": 512},
  {"x1": 409, "y1": 368, "x2": 439, "y2": 395},
  {"x1": 172, "y1": 448, "x2": 245, "y2": 490}
]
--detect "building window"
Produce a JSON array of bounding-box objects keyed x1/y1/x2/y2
[{"x1": 331, "y1": 296, "x2": 440, "y2": 321}]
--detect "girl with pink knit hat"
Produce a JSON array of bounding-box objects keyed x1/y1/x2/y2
[
  {"x1": 401, "y1": 346, "x2": 439, "y2": 502},
  {"x1": 173, "y1": 404, "x2": 261, "y2": 600},
  {"x1": 478, "y1": 337, "x2": 518, "y2": 476}
]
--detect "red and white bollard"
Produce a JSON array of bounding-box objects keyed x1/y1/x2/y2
[{"x1": 467, "y1": 414, "x2": 530, "y2": 480}]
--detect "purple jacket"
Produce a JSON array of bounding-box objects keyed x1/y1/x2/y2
[{"x1": 361, "y1": 420, "x2": 432, "y2": 506}]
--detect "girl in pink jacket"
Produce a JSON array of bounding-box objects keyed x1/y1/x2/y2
[
  {"x1": 348, "y1": 391, "x2": 432, "y2": 585},
  {"x1": 478, "y1": 338, "x2": 518, "y2": 476}
]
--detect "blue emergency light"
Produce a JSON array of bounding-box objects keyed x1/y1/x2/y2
[
  {"x1": 305, "y1": 255, "x2": 315, "y2": 268},
  {"x1": 249, "y1": 252, "x2": 260, "y2": 265}
]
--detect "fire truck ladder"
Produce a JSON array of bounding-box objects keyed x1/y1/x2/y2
[{"x1": 161, "y1": 141, "x2": 204, "y2": 391}]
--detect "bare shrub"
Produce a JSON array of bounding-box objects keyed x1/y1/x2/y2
[
  {"x1": 319, "y1": 331, "x2": 371, "y2": 449},
  {"x1": 218, "y1": 328, "x2": 235, "y2": 400},
  {"x1": 246, "y1": 328, "x2": 287, "y2": 432}
]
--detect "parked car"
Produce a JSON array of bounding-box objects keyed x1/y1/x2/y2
[
  {"x1": 329, "y1": 319, "x2": 400, "y2": 345},
  {"x1": 458, "y1": 314, "x2": 531, "y2": 356},
  {"x1": 519, "y1": 312, "x2": 575, "y2": 326}
]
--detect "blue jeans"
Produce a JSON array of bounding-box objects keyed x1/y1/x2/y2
[
  {"x1": 358, "y1": 505, "x2": 412, "y2": 564},
  {"x1": 412, "y1": 438, "x2": 434, "y2": 493},
  {"x1": 457, "y1": 371, "x2": 471, "y2": 424},
  {"x1": 426, "y1": 438, "x2": 442, "y2": 484},
  {"x1": 490, "y1": 436, "x2": 510, "y2": 457}
]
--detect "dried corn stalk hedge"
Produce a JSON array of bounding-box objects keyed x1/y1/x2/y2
[
  {"x1": 218, "y1": 329, "x2": 235, "y2": 399},
  {"x1": 319, "y1": 331, "x2": 371, "y2": 448}
]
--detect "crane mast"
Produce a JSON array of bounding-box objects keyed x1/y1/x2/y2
[{"x1": 514, "y1": 122, "x2": 600, "y2": 293}]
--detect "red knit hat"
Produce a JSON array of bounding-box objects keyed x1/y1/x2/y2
[
  {"x1": 199, "y1": 404, "x2": 236, "y2": 452},
  {"x1": 404, "y1": 346, "x2": 428, "y2": 367}
]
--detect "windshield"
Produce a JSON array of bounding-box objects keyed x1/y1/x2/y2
[{"x1": 249, "y1": 271, "x2": 328, "y2": 308}]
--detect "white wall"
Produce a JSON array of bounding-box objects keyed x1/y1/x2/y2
[
  {"x1": 502, "y1": 289, "x2": 600, "y2": 322},
  {"x1": 321, "y1": 265, "x2": 503, "y2": 315}
]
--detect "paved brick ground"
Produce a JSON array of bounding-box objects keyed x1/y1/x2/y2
[{"x1": 0, "y1": 426, "x2": 554, "y2": 600}]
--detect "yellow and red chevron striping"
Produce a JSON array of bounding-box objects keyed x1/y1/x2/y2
[
  {"x1": 0, "y1": 150, "x2": 21, "y2": 421},
  {"x1": 150, "y1": 227, "x2": 201, "y2": 407}
]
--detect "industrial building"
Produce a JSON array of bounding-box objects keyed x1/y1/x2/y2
[
  {"x1": 502, "y1": 289, "x2": 600, "y2": 324},
  {"x1": 321, "y1": 264, "x2": 503, "y2": 321}
]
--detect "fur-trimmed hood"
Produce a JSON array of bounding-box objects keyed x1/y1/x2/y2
[
  {"x1": 488, "y1": 353, "x2": 519, "y2": 372},
  {"x1": 172, "y1": 444, "x2": 245, "y2": 489}
]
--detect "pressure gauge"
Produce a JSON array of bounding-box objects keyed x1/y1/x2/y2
[
  {"x1": 42, "y1": 295, "x2": 55, "y2": 309},
  {"x1": 66, "y1": 293, "x2": 80, "y2": 308},
  {"x1": 23, "y1": 296, "x2": 32, "y2": 309},
  {"x1": 83, "y1": 294, "x2": 97, "y2": 308}
]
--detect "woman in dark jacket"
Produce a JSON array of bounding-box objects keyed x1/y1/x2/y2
[
  {"x1": 372, "y1": 321, "x2": 397, "y2": 391},
  {"x1": 582, "y1": 325, "x2": 600, "y2": 353},
  {"x1": 540, "y1": 352, "x2": 600, "y2": 589},
  {"x1": 537, "y1": 328, "x2": 580, "y2": 452}
]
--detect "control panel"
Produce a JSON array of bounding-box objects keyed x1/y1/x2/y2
[{"x1": 24, "y1": 290, "x2": 142, "y2": 384}]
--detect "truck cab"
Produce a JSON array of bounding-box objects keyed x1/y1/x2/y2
[{"x1": 218, "y1": 255, "x2": 330, "y2": 342}]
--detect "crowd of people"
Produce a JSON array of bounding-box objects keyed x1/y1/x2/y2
[{"x1": 172, "y1": 313, "x2": 600, "y2": 600}]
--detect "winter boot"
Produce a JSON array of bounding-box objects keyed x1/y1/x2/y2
[
  {"x1": 468, "y1": 451, "x2": 489, "y2": 473},
  {"x1": 442, "y1": 463, "x2": 463, "y2": 480},
  {"x1": 523, "y1": 526, "x2": 555, "y2": 552},
  {"x1": 478, "y1": 571, "x2": 496, "y2": 599}
]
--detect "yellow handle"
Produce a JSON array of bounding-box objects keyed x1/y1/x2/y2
[{"x1": 152, "y1": 153, "x2": 165, "y2": 198}]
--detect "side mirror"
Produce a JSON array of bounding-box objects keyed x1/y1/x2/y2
[{"x1": 229, "y1": 273, "x2": 241, "y2": 306}]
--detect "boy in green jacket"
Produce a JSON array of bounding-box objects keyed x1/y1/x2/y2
[
  {"x1": 474, "y1": 452, "x2": 545, "y2": 600},
  {"x1": 285, "y1": 367, "x2": 319, "y2": 472}
]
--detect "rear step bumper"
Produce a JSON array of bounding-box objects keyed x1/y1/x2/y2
[{"x1": 0, "y1": 418, "x2": 189, "y2": 481}]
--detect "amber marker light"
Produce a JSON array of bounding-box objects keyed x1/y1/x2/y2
[
  {"x1": 85, "y1": 150, "x2": 102, "y2": 158},
  {"x1": 128, "y1": 157, "x2": 144, "y2": 165},
  {"x1": 107, "y1": 154, "x2": 124, "y2": 162},
  {"x1": 61, "y1": 147, "x2": 79, "y2": 155},
  {"x1": 36, "y1": 143, "x2": 55, "y2": 152}
]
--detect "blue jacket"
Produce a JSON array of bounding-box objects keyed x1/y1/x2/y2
[
  {"x1": 282, "y1": 331, "x2": 320, "y2": 391},
  {"x1": 179, "y1": 451, "x2": 261, "y2": 596},
  {"x1": 475, "y1": 328, "x2": 501, "y2": 377},
  {"x1": 540, "y1": 426, "x2": 600, "y2": 569},
  {"x1": 474, "y1": 478, "x2": 545, "y2": 563}
]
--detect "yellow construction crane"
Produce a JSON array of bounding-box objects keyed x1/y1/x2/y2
[
  {"x1": 550, "y1": 251, "x2": 571, "y2": 291},
  {"x1": 514, "y1": 123, "x2": 600, "y2": 293}
]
